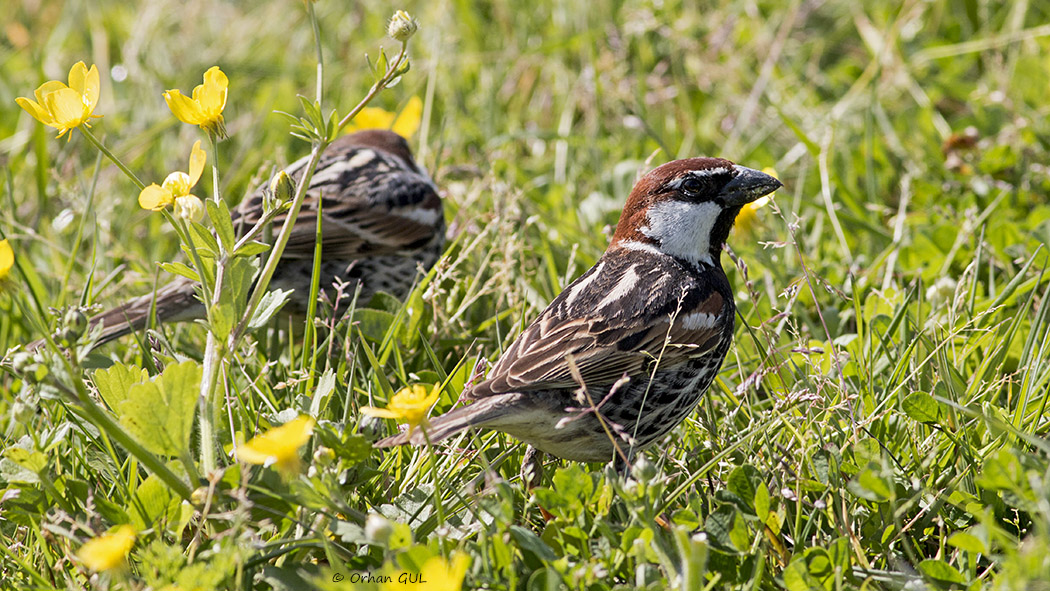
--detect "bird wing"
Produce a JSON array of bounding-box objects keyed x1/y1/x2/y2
[
  {"x1": 467, "y1": 252, "x2": 728, "y2": 399},
  {"x1": 235, "y1": 140, "x2": 442, "y2": 260}
]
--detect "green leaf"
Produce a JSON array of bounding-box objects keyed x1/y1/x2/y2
[
  {"x1": 206, "y1": 199, "x2": 236, "y2": 252},
  {"x1": 902, "y1": 391, "x2": 944, "y2": 424},
  {"x1": 189, "y1": 221, "x2": 221, "y2": 256},
  {"x1": 129, "y1": 472, "x2": 181, "y2": 532},
  {"x1": 93, "y1": 363, "x2": 149, "y2": 411},
  {"x1": 918, "y1": 559, "x2": 968, "y2": 588},
  {"x1": 704, "y1": 505, "x2": 743, "y2": 552},
  {"x1": 783, "y1": 548, "x2": 834, "y2": 591},
  {"x1": 353, "y1": 308, "x2": 397, "y2": 343},
  {"x1": 5, "y1": 447, "x2": 46, "y2": 473},
  {"x1": 727, "y1": 464, "x2": 762, "y2": 514},
  {"x1": 234, "y1": 241, "x2": 270, "y2": 257},
  {"x1": 509, "y1": 524, "x2": 557, "y2": 567},
  {"x1": 209, "y1": 302, "x2": 234, "y2": 341},
  {"x1": 846, "y1": 463, "x2": 893, "y2": 502},
  {"x1": 947, "y1": 531, "x2": 988, "y2": 554},
  {"x1": 310, "y1": 369, "x2": 336, "y2": 417},
  {"x1": 158, "y1": 262, "x2": 200, "y2": 282},
  {"x1": 247, "y1": 289, "x2": 291, "y2": 330},
  {"x1": 754, "y1": 480, "x2": 770, "y2": 524},
  {"x1": 118, "y1": 361, "x2": 201, "y2": 457}
]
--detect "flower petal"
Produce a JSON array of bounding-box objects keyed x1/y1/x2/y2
[
  {"x1": 15, "y1": 97, "x2": 55, "y2": 127},
  {"x1": 392, "y1": 96, "x2": 423, "y2": 138},
  {"x1": 138, "y1": 184, "x2": 174, "y2": 211},
  {"x1": 237, "y1": 416, "x2": 315, "y2": 469},
  {"x1": 82, "y1": 64, "x2": 101, "y2": 111},
  {"x1": 67, "y1": 61, "x2": 88, "y2": 95},
  {"x1": 44, "y1": 87, "x2": 87, "y2": 132},
  {"x1": 360, "y1": 407, "x2": 400, "y2": 419},
  {"x1": 0, "y1": 239, "x2": 13, "y2": 280},
  {"x1": 34, "y1": 80, "x2": 66, "y2": 105},
  {"x1": 347, "y1": 107, "x2": 395, "y2": 132},
  {"x1": 164, "y1": 89, "x2": 205, "y2": 125},
  {"x1": 77, "y1": 525, "x2": 136, "y2": 572},
  {"x1": 188, "y1": 140, "x2": 206, "y2": 187}
]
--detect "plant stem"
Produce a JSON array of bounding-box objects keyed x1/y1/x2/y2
[
  {"x1": 336, "y1": 43, "x2": 408, "y2": 133},
  {"x1": 209, "y1": 133, "x2": 222, "y2": 204},
  {"x1": 198, "y1": 134, "x2": 229, "y2": 474},
  {"x1": 308, "y1": 1, "x2": 324, "y2": 103},
  {"x1": 79, "y1": 127, "x2": 146, "y2": 190}
]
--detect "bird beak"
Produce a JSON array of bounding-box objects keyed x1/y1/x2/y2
[{"x1": 720, "y1": 165, "x2": 782, "y2": 207}]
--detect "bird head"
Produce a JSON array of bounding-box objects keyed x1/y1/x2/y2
[{"x1": 611, "y1": 158, "x2": 782, "y2": 267}]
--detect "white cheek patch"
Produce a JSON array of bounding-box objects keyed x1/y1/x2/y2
[{"x1": 640, "y1": 200, "x2": 720, "y2": 266}]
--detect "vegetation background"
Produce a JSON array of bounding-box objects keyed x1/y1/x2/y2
[{"x1": 2, "y1": 0, "x2": 1050, "y2": 589}]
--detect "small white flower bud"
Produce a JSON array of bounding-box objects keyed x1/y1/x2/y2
[
  {"x1": 173, "y1": 195, "x2": 205, "y2": 223},
  {"x1": 387, "y1": 10, "x2": 418, "y2": 42}
]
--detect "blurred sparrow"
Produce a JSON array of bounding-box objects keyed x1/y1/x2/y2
[
  {"x1": 89, "y1": 129, "x2": 443, "y2": 346},
  {"x1": 376, "y1": 158, "x2": 780, "y2": 465}
]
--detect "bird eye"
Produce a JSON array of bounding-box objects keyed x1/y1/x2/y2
[{"x1": 679, "y1": 176, "x2": 704, "y2": 196}]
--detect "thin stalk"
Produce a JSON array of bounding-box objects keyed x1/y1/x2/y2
[
  {"x1": 308, "y1": 1, "x2": 324, "y2": 102},
  {"x1": 79, "y1": 127, "x2": 145, "y2": 190},
  {"x1": 197, "y1": 133, "x2": 229, "y2": 474}
]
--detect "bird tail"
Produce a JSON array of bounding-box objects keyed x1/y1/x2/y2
[
  {"x1": 90, "y1": 278, "x2": 203, "y2": 346},
  {"x1": 373, "y1": 397, "x2": 511, "y2": 448}
]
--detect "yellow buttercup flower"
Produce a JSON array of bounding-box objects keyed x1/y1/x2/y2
[
  {"x1": 15, "y1": 61, "x2": 102, "y2": 140},
  {"x1": 77, "y1": 525, "x2": 136, "y2": 572},
  {"x1": 346, "y1": 96, "x2": 422, "y2": 139},
  {"x1": 139, "y1": 141, "x2": 206, "y2": 212},
  {"x1": 164, "y1": 66, "x2": 228, "y2": 138},
  {"x1": 0, "y1": 240, "x2": 12, "y2": 280},
  {"x1": 362, "y1": 384, "x2": 440, "y2": 435},
  {"x1": 382, "y1": 553, "x2": 470, "y2": 591},
  {"x1": 735, "y1": 166, "x2": 778, "y2": 234},
  {"x1": 236, "y1": 416, "x2": 315, "y2": 474}
]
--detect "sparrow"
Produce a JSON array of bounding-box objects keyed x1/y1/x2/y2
[
  {"x1": 375, "y1": 157, "x2": 780, "y2": 465},
  {"x1": 87, "y1": 129, "x2": 444, "y2": 346}
]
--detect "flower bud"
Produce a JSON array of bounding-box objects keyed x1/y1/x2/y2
[
  {"x1": 269, "y1": 171, "x2": 293, "y2": 209},
  {"x1": 9, "y1": 351, "x2": 34, "y2": 375},
  {"x1": 313, "y1": 446, "x2": 335, "y2": 468},
  {"x1": 191, "y1": 487, "x2": 209, "y2": 506},
  {"x1": 63, "y1": 309, "x2": 89, "y2": 338},
  {"x1": 387, "y1": 10, "x2": 418, "y2": 42},
  {"x1": 173, "y1": 195, "x2": 205, "y2": 223},
  {"x1": 364, "y1": 513, "x2": 394, "y2": 545},
  {"x1": 632, "y1": 455, "x2": 658, "y2": 484}
]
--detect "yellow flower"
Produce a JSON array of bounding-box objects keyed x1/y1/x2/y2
[
  {"x1": 734, "y1": 166, "x2": 778, "y2": 234},
  {"x1": 15, "y1": 61, "x2": 102, "y2": 140},
  {"x1": 164, "y1": 66, "x2": 228, "y2": 138},
  {"x1": 346, "y1": 96, "x2": 422, "y2": 139},
  {"x1": 0, "y1": 240, "x2": 13, "y2": 281},
  {"x1": 77, "y1": 525, "x2": 136, "y2": 572},
  {"x1": 383, "y1": 553, "x2": 470, "y2": 591},
  {"x1": 139, "y1": 141, "x2": 206, "y2": 212},
  {"x1": 236, "y1": 416, "x2": 315, "y2": 474},
  {"x1": 362, "y1": 384, "x2": 440, "y2": 435}
]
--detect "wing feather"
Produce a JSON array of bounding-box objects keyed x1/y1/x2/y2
[{"x1": 467, "y1": 253, "x2": 728, "y2": 399}]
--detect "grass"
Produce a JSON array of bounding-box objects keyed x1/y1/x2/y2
[{"x1": 3, "y1": 0, "x2": 1050, "y2": 589}]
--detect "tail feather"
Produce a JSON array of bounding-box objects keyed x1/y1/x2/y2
[
  {"x1": 91, "y1": 278, "x2": 203, "y2": 346},
  {"x1": 373, "y1": 397, "x2": 511, "y2": 448}
]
